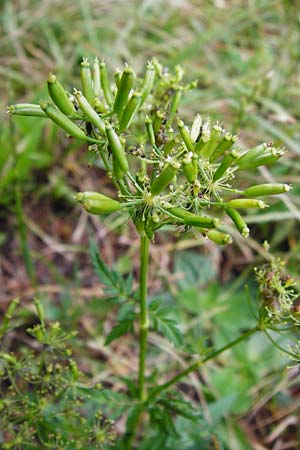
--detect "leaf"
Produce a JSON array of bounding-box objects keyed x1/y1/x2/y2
[
  {"x1": 105, "y1": 320, "x2": 134, "y2": 345},
  {"x1": 89, "y1": 239, "x2": 132, "y2": 302},
  {"x1": 150, "y1": 304, "x2": 183, "y2": 347}
]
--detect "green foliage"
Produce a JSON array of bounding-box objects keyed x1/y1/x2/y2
[{"x1": 0, "y1": 300, "x2": 116, "y2": 450}]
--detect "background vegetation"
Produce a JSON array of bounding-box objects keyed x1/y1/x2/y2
[{"x1": 1, "y1": 0, "x2": 300, "y2": 448}]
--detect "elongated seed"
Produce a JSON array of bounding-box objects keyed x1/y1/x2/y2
[
  {"x1": 100, "y1": 60, "x2": 113, "y2": 106},
  {"x1": 40, "y1": 102, "x2": 88, "y2": 140},
  {"x1": 227, "y1": 198, "x2": 267, "y2": 209},
  {"x1": 47, "y1": 73, "x2": 75, "y2": 115},
  {"x1": 195, "y1": 131, "x2": 210, "y2": 154},
  {"x1": 182, "y1": 153, "x2": 197, "y2": 183},
  {"x1": 8, "y1": 103, "x2": 47, "y2": 117},
  {"x1": 177, "y1": 119, "x2": 194, "y2": 152},
  {"x1": 201, "y1": 125, "x2": 223, "y2": 159},
  {"x1": 80, "y1": 58, "x2": 94, "y2": 104},
  {"x1": 74, "y1": 90, "x2": 105, "y2": 134},
  {"x1": 106, "y1": 124, "x2": 129, "y2": 173},
  {"x1": 145, "y1": 116, "x2": 156, "y2": 146},
  {"x1": 82, "y1": 198, "x2": 121, "y2": 215},
  {"x1": 75, "y1": 192, "x2": 121, "y2": 214},
  {"x1": 167, "y1": 90, "x2": 182, "y2": 125},
  {"x1": 210, "y1": 133, "x2": 238, "y2": 162},
  {"x1": 167, "y1": 207, "x2": 219, "y2": 228},
  {"x1": 207, "y1": 229, "x2": 232, "y2": 245},
  {"x1": 119, "y1": 92, "x2": 142, "y2": 132},
  {"x1": 226, "y1": 208, "x2": 249, "y2": 237},
  {"x1": 151, "y1": 162, "x2": 179, "y2": 195},
  {"x1": 141, "y1": 61, "x2": 155, "y2": 104},
  {"x1": 92, "y1": 57, "x2": 101, "y2": 98},
  {"x1": 212, "y1": 150, "x2": 239, "y2": 181},
  {"x1": 244, "y1": 183, "x2": 291, "y2": 197},
  {"x1": 112, "y1": 155, "x2": 124, "y2": 180},
  {"x1": 113, "y1": 66, "x2": 135, "y2": 115}
]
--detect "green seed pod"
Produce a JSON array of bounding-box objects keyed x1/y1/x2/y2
[
  {"x1": 47, "y1": 73, "x2": 76, "y2": 116},
  {"x1": 167, "y1": 207, "x2": 219, "y2": 228},
  {"x1": 207, "y1": 229, "x2": 233, "y2": 245},
  {"x1": 8, "y1": 103, "x2": 47, "y2": 117},
  {"x1": 82, "y1": 197, "x2": 121, "y2": 215},
  {"x1": 106, "y1": 124, "x2": 129, "y2": 173},
  {"x1": 237, "y1": 143, "x2": 284, "y2": 170},
  {"x1": 226, "y1": 208, "x2": 249, "y2": 237},
  {"x1": 145, "y1": 116, "x2": 156, "y2": 146},
  {"x1": 76, "y1": 192, "x2": 122, "y2": 214},
  {"x1": 177, "y1": 119, "x2": 194, "y2": 152},
  {"x1": 153, "y1": 110, "x2": 164, "y2": 136},
  {"x1": 201, "y1": 125, "x2": 223, "y2": 159},
  {"x1": 34, "y1": 298, "x2": 45, "y2": 323},
  {"x1": 190, "y1": 114, "x2": 202, "y2": 143},
  {"x1": 114, "y1": 69, "x2": 121, "y2": 88},
  {"x1": 227, "y1": 198, "x2": 267, "y2": 209},
  {"x1": 7, "y1": 298, "x2": 20, "y2": 317},
  {"x1": 163, "y1": 136, "x2": 180, "y2": 155},
  {"x1": 119, "y1": 92, "x2": 142, "y2": 132},
  {"x1": 113, "y1": 66, "x2": 135, "y2": 115},
  {"x1": 212, "y1": 150, "x2": 239, "y2": 181},
  {"x1": 80, "y1": 58, "x2": 94, "y2": 104},
  {"x1": 2, "y1": 353, "x2": 17, "y2": 364},
  {"x1": 243, "y1": 183, "x2": 291, "y2": 197},
  {"x1": 112, "y1": 155, "x2": 124, "y2": 180},
  {"x1": 100, "y1": 60, "x2": 113, "y2": 106},
  {"x1": 151, "y1": 160, "x2": 180, "y2": 195},
  {"x1": 195, "y1": 131, "x2": 210, "y2": 154},
  {"x1": 167, "y1": 89, "x2": 182, "y2": 125},
  {"x1": 210, "y1": 133, "x2": 238, "y2": 162},
  {"x1": 182, "y1": 152, "x2": 197, "y2": 184},
  {"x1": 93, "y1": 97, "x2": 107, "y2": 114},
  {"x1": 40, "y1": 102, "x2": 88, "y2": 141},
  {"x1": 74, "y1": 89, "x2": 105, "y2": 134},
  {"x1": 69, "y1": 360, "x2": 79, "y2": 381},
  {"x1": 92, "y1": 57, "x2": 101, "y2": 98},
  {"x1": 141, "y1": 60, "x2": 156, "y2": 104}
]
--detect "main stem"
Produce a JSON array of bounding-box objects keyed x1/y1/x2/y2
[{"x1": 138, "y1": 234, "x2": 150, "y2": 401}]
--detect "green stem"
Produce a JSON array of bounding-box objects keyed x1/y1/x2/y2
[
  {"x1": 138, "y1": 235, "x2": 150, "y2": 401},
  {"x1": 148, "y1": 326, "x2": 259, "y2": 399}
]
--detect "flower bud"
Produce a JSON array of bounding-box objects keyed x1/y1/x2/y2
[
  {"x1": 119, "y1": 92, "x2": 142, "y2": 132},
  {"x1": 80, "y1": 58, "x2": 94, "y2": 104},
  {"x1": 243, "y1": 183, "x2": 291, "y2": 197},
  {"x1": 47, "y1": 73, "x2": 76, "y2": 116},
  {"x1": 113, "y1": 66, "x2": 135, "y2": 116},
  {"x1": 151, "y1": 160, "x2": 180, "y2": 195},
  {"x1": 227, "y1": 198, "x2": 267, "y2": 209},
  {"x1": 74, "y1": 90, "x2": 105, "y2": 134},
  {"x1": 207, "y1": 229, "x2": 232, "y2": 245},
  {"x1": 106, "y1": 124, "x2": 129, "y2": 173},
  {"x1": 8, "y1": 103, "x2": 47, "y2": 117},
  {"x1": 167, "y1": 207, "x2": 219, "y2": 228},
  {"x1": 177, "y1": 118, "x2": 194, "y2": 152},
  {"x1": 40, "y1": 103, "x2": 88, "y2": 141},
  {"x1": 99, "y1": 60, "x2": 113, "y2": 106},
  {"x1": 226, "y1": 208, "x2": 249, "y2": 237},
  {"x1": 237, "y1": 144, "x2": 285, "y2": 170}
]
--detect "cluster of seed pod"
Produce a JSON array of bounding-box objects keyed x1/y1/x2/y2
[{"x1": 9, "y1": 57, "x2": 291, "y2": 244}]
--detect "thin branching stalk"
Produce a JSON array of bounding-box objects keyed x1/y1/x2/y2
[
  {"x1": 148, "y1": 326, "x2": 259, "y2": 399},
  {"x1": 138, "y1": 235, "x2": 150, "y2": 401}
]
